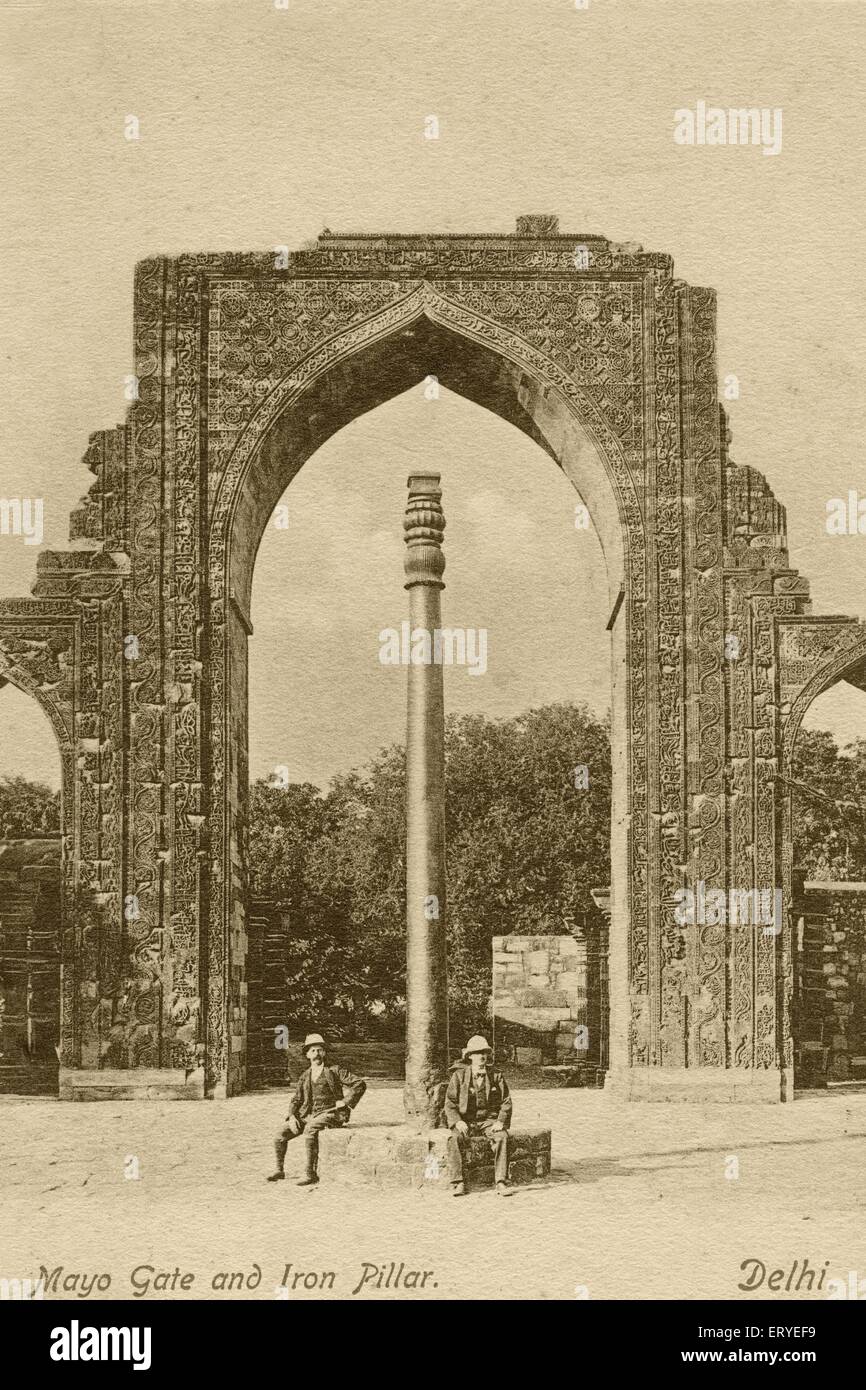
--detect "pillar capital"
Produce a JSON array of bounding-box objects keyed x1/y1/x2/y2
[{"x1": 404, "y1": 472, "x2": 446, "y2": 589}]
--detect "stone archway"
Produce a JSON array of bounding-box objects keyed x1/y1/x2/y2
[
  {"x1": 0, "y1": 671, "x2": 67, "y2": 1092},
  {"x1": 0, "y1": 582, "x2": 141, "y2": 1095},
  {"x1": 778, "y1": 625, "x2": 866, "y2": 1088},
  {"x1": 0, "y1": 637, "x2": 78, "y2": 1083},
  {"x1": 3, "y1": 215, "x2": 860, "y2": 1100},
  {"x1": 207, "y1": 288, "x2": 636, "y2": 1095}
]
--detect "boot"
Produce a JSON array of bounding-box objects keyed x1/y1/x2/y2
[
  {"x1": 296, "y1": 1174, "x2": 319, "y2": 1187},
  {"x1": 266, "y1": 1171, "x2": 285, "y2": 1183}
]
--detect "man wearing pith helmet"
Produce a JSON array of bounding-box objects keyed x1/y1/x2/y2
[
  {"x1": 267, "y1": 1033, "x2": 366, "y2": 1186},
  {"x1": 444, "y1": 1035, "x2": 513, "y2": 1197}
]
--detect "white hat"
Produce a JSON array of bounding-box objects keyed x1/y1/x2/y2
[
  {"x1": 302, "y1": 1033, "x2": 326, "y2": 1055},
  {"x1": 462, "y1": 1034, "x2": 492, "y2": 1060}
]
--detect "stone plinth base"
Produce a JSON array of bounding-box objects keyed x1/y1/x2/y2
[
  {"x1": 59, "y1": 1068, "x2": 205, "y2": 1101},
  {"x1": 603, "y1": 1065, "x2": 790, "y2": 1103},
  {"x1": 542, "y1": 1064, "x2": 606, "y2": 1088},
  {"x1": 318, "y1": 1124, "x2": 551, "y2": 1191}
]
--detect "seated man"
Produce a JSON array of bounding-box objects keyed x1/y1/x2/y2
[
  {"x1": 445, "y1": 1034, "x2": 512, "y2": 1197},
  {"x1": 267, "y1": 1033, "x2": 367, "y2": 1186}
]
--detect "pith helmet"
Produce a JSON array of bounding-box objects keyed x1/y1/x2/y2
[
  {"x1": 302, "y1": 1033, "x2": 326, "y2": 1057},
  {"x1": 462, "y1": 1034, "x2": 493, "y2": 1061}
]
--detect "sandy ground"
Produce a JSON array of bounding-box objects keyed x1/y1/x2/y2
[{"x1": 2, "y1": 1085, "x2": 866, "y2": 1302}]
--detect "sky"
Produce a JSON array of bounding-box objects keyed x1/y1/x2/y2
[
  {"x1": 0, "y1": 0, "x2": 865, "y2": 788},
  {"x1": 249, "y1": 388, "x2": 610, "y2": 787}
]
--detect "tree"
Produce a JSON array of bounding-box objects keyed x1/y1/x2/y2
[
  {"x1": 444, "y1": 705, "x2": 611, "y2": 1016},
  {"x1": 248, "y1": 779, "x2": 352, "y2": 1030},
  {"x1": 248, "y1": 702, "x2": 612, "y2": 1036},
  {"x1": 0, "y1": 776, "x2": 60, "y2": 839},
  {"x1": 791, "y1": 729, "x2": 866, "y2": 881}
]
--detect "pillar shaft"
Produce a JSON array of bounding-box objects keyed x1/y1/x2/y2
[{"x1": 403, "y1": 473, "x2": 449, "y2": 1127}]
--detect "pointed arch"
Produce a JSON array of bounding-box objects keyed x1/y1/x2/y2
[{"x1": 205, "y1": 283, "x2": 644, "y2": 1094}]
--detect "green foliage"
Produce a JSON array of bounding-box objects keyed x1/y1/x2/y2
[
  {"x1": 7, "y1": 719, "x2": 861, "y2": 1041},
  {"x1": 791, "y1": 729, "x2": 866, "y2": 881},
  {"x1": 249, "y1": 703, "x2": 612, "y2": 1037},
  {"x1": 0, "y1": 776, "x2": 60, "y2": 839}
]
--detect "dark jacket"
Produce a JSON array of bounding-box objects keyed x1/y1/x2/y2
[
  {"x1": 287, "y1": 1063, "x2": 366, "y2": 1122},
  {"x1": 444, "y1": 1063, "x2": 512, "y2": 1130}
]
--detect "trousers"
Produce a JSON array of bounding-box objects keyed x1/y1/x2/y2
[
  {"x1": 274, "y1": 1111, "x2": 345, "y2": 1177},
  {"x1": 447, "y1": 1119, "x2": 509, "y2": 1185}
]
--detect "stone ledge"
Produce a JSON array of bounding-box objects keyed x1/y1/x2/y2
[
  {"x1": 542, "y1": 1064, "x2": 607, "y2": 1088},
  {"x1": 318, "y1": 1123, "x2": 552, "y2": 1191},
  {"x1": 59, "y1": 1068, "x2": 205, "y2": 1101},
  {"x1": 604, "y1": 1065, "x2": 787, "y2": 1103}
]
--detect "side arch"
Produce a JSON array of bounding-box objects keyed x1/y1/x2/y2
[
  {"x1": 0, "y1": 654, "x2": 73, "y2": 1089},
  {"x1": 781, "y1": 631, "x2": 866, "y2": 780},
  {"x1": 779, "y1": 624, "x2": 866, "y2": 901},
  {"x1": 776, "y1": 624, "x2": 866, "y2": 1091},
  {"x1": 0, "y1": 662, "x2": 72, "y2": 839}
]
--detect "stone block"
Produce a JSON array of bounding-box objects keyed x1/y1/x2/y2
[
  {"x1": 318, "y1": 1124, "x2": 551, "y2": 1192},
  {"x1": 515, "y1": 1047, "x2": 543, "y2": 1066},
  {"x1": 830, "y1": 1054, "x2": 850, "y2": 1080},
  {"x1": 501, "y1": 967, "x2": 526, "y2": 986},
  {"x1": 509, "y1": 1157, "x2": 548, "y2": 1184},
  {"x1": 374, "y1": 1162, "x2": 423, "y2": 1190},
  {"x1": 59, "y1": 1067, "x2": 204, "y2": 1101},
  {"x1": 541, "y1": 1064, "x2": 605, "y2": 1088},
  {"x1": 556, "y1": 971, "x2": 584, "y2": 993},
  {"x1": 527, "y1": 951, "x2": 550, "y2": 973},
  {"x1": 320, "y1": 1127, "x2": 352, "y2": 1158},
  {"x1": 345, "y1": 1128, "x2": 396, "y2": 1164},
  {"x1": 494, "y1": 1005, "x2": 570, "y2": 1030},
  {"x1": 394, "y1": 1132, "x2": 425, "y2": 1164},
  {"x1": 512, "y1": 987, "x2": 569, "y2": 1009},
  {"x1": 504, "y1": 1129, "x2": 551, "y2": 1156},
  {"x1": 528, "y1": 974, "x2": 552, "y2": 991}
]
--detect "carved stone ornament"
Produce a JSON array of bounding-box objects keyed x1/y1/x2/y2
[{"x1": 1, "y1": 218, "x2": 858, "y2": 1100}]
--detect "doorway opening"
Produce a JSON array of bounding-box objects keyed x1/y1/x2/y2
[
  {"x1": 244, "y1": 383, "x2": 614, "y2": 1088},
  {"x1": 790, "y1": 681, "x2": 866, "y2": 1091},
  {"x1": 0, "y1": 680, "x2": 62, "y2": 1094}
]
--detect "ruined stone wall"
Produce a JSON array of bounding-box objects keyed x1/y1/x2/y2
[
  {"x1": 492, "y1": 930, "x2": 607, "y2": 1075},
  {"x1": 2, "y1": 221, "x2": 864, "y2": 1099},
  {"x1": 0, "y1": 837, "x2": 61, "y2": 1093},
  {"x1": 794, "y1": 882, "x2": 866, "y2": 1087}
]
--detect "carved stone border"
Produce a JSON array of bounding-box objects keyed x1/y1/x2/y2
[
  {"x1": 205, "y1": 281, "x2": 647, "y2": 1092},
  {"x1": 0, "y1": 603, "x2": 78, "y2": 1065}
]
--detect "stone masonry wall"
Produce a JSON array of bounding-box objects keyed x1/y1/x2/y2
[
  {"x1": 794, "y1": 882, "x2": 866, "y2": 1086},
  {"x1": 0, "y1": 837, "x2": 61, "y2": 1093},
  {"x1": 492, "y1": 932, "x2": 607, "y2": 1074}
]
